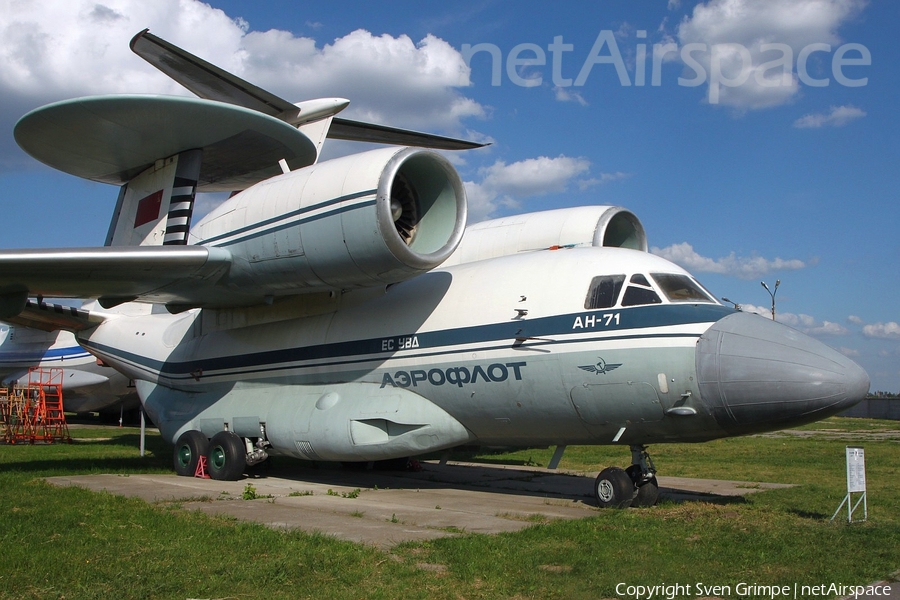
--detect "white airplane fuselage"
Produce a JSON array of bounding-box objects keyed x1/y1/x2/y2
[
  {"x1": 0, "y1": 29, "x2": 871, "y2": 504},
  {"x1": 0, "y1": 325, "x2": 138, "y2": 414},
  {"x1": 77, "y1": 246, "x2": 868, "y2": 462}
]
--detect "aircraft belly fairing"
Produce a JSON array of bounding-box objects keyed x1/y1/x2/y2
[{"x1": 138, "y1": 379, "x2": 474, "y2": 462}]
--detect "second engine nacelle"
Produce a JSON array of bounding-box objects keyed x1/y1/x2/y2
[
  {"x1": 445, "y1": 205, "x2": 647, "y2": 266},
  {"x1": 193, "y1": 147, "x2": 467, "y2": 295}
]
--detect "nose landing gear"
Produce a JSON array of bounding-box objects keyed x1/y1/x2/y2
[{"x1": 593, "y1": 445, "x2": 659, "y2": 508}]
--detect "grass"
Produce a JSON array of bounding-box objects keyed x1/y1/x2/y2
[{"x1": 1, "y1": 418, "x2": 898, "y2": 599}]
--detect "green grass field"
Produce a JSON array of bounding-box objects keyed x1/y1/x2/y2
[{"x1": 1, "y1": 418, "x2": 898, "y2": 599}]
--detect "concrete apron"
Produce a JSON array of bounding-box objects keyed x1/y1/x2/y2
[{"x1": 46, "y1": 460, "x2": 792, "y2": 549}]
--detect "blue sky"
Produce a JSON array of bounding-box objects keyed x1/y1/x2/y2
[{"x1": 1, "y1": 0, "x2": 898, "y2": 391}]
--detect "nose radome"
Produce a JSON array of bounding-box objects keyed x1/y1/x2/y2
[{"x1": 696, "y1": 311, "x2": 869, "y2": 435}]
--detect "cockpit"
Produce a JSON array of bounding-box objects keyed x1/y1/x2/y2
[{"x1": 585, "y1": 273, "x2": 718, "y2": 310}]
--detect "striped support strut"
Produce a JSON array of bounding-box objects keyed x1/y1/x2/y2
[
  {"x1": 163, "y1": 149, "x2": 202, "y2": 246},
  {"x1": 163, "y1": 180, "x2": 196, "y2": 245}
]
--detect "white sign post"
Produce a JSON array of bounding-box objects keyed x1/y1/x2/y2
[{"x1": 831, "y1": 446, "x2": 867, "y2": 523}]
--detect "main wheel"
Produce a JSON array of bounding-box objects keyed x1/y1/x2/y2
[
  {"x1": 173, "y1": 430, "x2": 209, "y2": 477},
  {"x1": 595, "y1": 466, "x2": 635, "y2": 508},
  {"x1": 632, "y1": 476, "x2": 660, "y2": 508},
  {"x1": 206, "y1": 431, "x2": 246, "y2": 481},
  {"x1": 625, "y1": 464, "x2": 660, "y2": 508}
]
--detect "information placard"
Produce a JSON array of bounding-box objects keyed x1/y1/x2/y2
[{"x1": 846, "y1": 446, "x2": 866, "y2": 493}]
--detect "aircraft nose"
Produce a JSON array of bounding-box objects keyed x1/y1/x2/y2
[{"x1": 696, "y1": 312, "x2": 869, "y2": 435}]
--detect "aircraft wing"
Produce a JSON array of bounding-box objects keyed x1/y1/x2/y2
[
  {"x1": 130, "y1": 30, "x2": 485, "y2": 151},
  {"x1": 0, "y1": 246, "x2": 234, "y2": 318}
]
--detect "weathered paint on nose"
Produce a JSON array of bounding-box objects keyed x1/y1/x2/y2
[{"x1": 696, "y1": 312, "x2": 869, "y2": 435}]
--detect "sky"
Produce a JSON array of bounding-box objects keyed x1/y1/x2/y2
[{"x1": 0, "y1": 0, "x2": 898, "y2": 392}]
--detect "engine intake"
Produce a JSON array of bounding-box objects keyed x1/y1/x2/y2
[{"x1": 193, "y1": 147, "x2": 467, "y2": 296}]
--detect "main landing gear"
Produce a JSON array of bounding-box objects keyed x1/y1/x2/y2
[
  {"x1": 173, "y1": 429, "x2": 270, "y2": 481},
  {"x1": 594, "y1": 445, "x2": 659, "y2": 509}
]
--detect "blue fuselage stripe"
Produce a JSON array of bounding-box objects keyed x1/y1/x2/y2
[
  {"x1": 0, "y1": 346, "x2": 91, "y2": 362},
  {"x1": 81, "y1": 304, "x2": 733, "y2": 381}
]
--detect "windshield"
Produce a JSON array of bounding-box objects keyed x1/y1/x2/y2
[
  {"x1": 584, "y1": 275, "x2": 625, "y2": 309},
  {"x1": 651, "y1": 273, "x2": 716, "y2": 303},
  {"x1": 584, "y1": 272, "x2": 718, "y2": 309}
]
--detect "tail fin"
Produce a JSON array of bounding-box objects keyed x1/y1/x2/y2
[{"x1": 105, "y1": 149, "x2": 201, "y2": 247}]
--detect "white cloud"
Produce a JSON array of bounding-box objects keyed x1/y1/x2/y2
[
  {"x1": 240, "y1": 28, "x2": 484, "y2": 131},
  {"x1": 863, "y1": 322, "x2": 900, "y2": 340},
  {"x1": 464, "y1": 155, "x2": 592, "y2": 222},
  {"x1": 807, "y1": 320, "x2": 850, "y2": 335},
  {"x1": 578, "y1": 172, "x2": 632, "y2": 190},
  {"x1": 651, "y1": 242, "x2": 810, "y2": 279},
  {"x1": 0, "y1": 0, "x2": 485, "y2": 169},
  {"x1": 675, "y1": 0, "x2": 867, "y2": 109},
  {"x1": 554, "y1": 86, "x2": 588, "y2": 106},
  {"x1": 741, "y1": 304, "x2": 849, "y2": 335},
  {"x1": 848, "y1": 315, "x2": 863, "y2": 325},
  {"x1": 793, "y1": 104, "x2": 866, "y2": 128}
]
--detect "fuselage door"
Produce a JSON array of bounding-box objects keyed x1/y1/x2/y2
[{"x1": 570, "y1": 381, "x2": 664, "y2": 428}]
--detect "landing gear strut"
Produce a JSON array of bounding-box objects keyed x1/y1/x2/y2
[{"x1": 593, "y1": 445, "x2": 659, "y2": 509}]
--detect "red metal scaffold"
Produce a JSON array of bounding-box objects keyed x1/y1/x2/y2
[{"x1": 0, "y1": 367, "x2": 71, "y2": 444}]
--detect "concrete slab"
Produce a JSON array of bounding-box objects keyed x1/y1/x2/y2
[{"x1": 46, "y1": 461, "x2": 792, "y2": 549}]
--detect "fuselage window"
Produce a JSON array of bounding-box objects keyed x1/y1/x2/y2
[
  {"x1": 621, "y1": 274, "x2": 662, "y2": 306},
  {"x1": 585, "y1": 275, "x2": 625, "y2": 309},
  {"x1": 651, "y1": 273, "x2": 716, "y2": 303}
]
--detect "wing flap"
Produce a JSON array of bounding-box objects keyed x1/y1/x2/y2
[{"x1": 5, "y1": 300, "x2": 100, "y2": 332}]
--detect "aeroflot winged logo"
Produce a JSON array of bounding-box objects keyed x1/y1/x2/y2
[{"x1": 578, "y1": 358, "x2": 622, "y2": 375}]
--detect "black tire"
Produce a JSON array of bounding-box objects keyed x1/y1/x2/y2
[
  {"x1": 631, "y1": 476, "x2": 660, "y2": 508},
  {"x1": 206, "y1": 431, "x2": 246, "y2": 481},
  {"x1": 173, "y1": 430, "x2": 209, "y2": 477},
  {"x1": 624, "y1": 464, "x2": 659, "y2": 508},
  {"x1": 595, "y1": 466, "x2": 635, "y2": 508}
]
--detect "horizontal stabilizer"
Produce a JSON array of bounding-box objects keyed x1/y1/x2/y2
[
  {"x1": 131, "y1": 29, "x2": 486, "y2": 151},
  {"x1": 131, "y1": 29, "x2": 296, "y2": 116},
  {"x1": 329, "y1": 118, "x2": 485, "y2": 151}
]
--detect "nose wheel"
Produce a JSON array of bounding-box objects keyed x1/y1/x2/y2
[{"x1": 593, "y1": 445, "x2": 659, "y2": 508}]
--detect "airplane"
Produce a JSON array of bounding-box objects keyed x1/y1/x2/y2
[
  {"x1": 0, "y1": 321, "x2": 139, "y2": 415},
  {"x1": 0, "y1": 30, "x2": 868, "y2": 508}
]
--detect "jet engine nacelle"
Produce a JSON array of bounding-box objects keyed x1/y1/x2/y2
[
  {"x1": 445, "y1": 205, "x2": 647, "y2": 266},
  {"x1": 193, "y1": 147, "x2": 467, "y2": 295}
]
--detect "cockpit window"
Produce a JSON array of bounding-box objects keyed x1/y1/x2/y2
[
  {"x1": 622, "y1": 274, "x2": 662, "y2": 306},
  {"x1": 585, "y1": 275, "x2": 625, "y2": 309},
  {"x1": 651, "y1": 273, "x2": 716, "y2": 303},
  {"x1": 630, "y1": 273, "x2": 651, "y2": 287}
]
